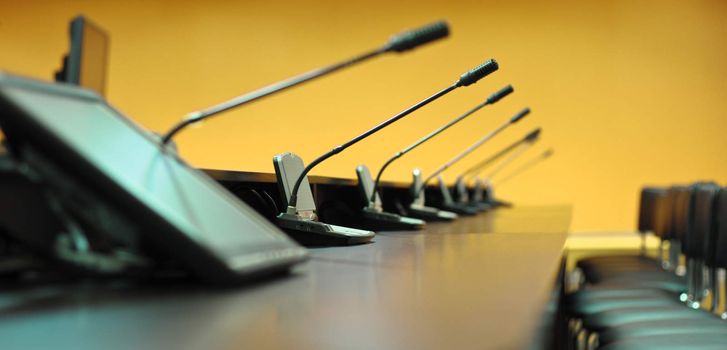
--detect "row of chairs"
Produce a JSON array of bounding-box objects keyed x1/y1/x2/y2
[{"x1": 566, "y1": 184, "x2": 727, "y2": 349}]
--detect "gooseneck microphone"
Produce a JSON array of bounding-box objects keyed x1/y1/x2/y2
[
  {"x1": 369, "y1": 84, "x2": 514, "y2": 205},
  {"x1": 160, "y1": 21, "x2": 450, "y2": 144},
  {"x1": 495, "y1": 148, "x2": 553, "y2": 186},
  {"x1": 482, "y1": 130, "x2": 541, "y2": 180},
  {"x1": 476, "y1": 148, "x2": 553, "y2": 208},
  {"x1": 452, "y1": 127, "x2": 541, "y2": 207},
  {"x1": 285, "y1": 59, "x2": 499, "y2": 212},
  {"x1": 413, "y1": 107, "x2": 531, "y2": 197},
  {"x1": 460, "y1": 127, "x2": 541, "y2": 180}
]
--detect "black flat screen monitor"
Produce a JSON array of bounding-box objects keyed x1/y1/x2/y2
[
  {"x1": 55, "y1": 15, "x2": 109, "y2": 97},
  {"x1": 0, "y1": 72, "x2": 307, "y2": 284}
]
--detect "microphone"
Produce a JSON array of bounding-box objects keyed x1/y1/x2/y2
[
  {"x1": 494, "y1": 148, "x2": 553, "y2": 186},
  {"x1": 369, "y1": 85, "x2": 514, "y2": 205},
  {"x1": 414, "y1": 107, "x2": 531, "y2": 197},
  {"x1": 276, "y1": 59, "x2": 499, "y2": 244},
  {"x1": 453, "y1": 127, "x2": 541, "y2": 206},
  {"x1": 459, "y1": 127, "x2": 541, "y2": 181},
  {"x1": 286, "y1": 59, "x2": 499, "y2": 211},
  {"x1": 355, "y1": 164, "x2": 427, "y2": 231},
  {"x1": 484, "y1": 136, "x2": 539, "y2": 180},
  {"x1": 355, "y1": 85, "x2": 513, "y2": 231},
  {"x1": 407, "y1": 107, "x2": 531, "y2": 219},
  {"x1": 478, "y1": 148, "x2": 553, "y2": 208},
  {"x1": 160, "y1": 21, "x2": 450, "y2": 144}
]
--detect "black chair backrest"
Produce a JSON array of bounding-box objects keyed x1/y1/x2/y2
[
  {"x1": 687, "y1": 184, "x2": 720, "y2": 262},
  {"x1": 653, "y1": 187, "x2": 678, "y2": 239},
  {"x1": 669, "y1": 186, "x2": 692, "y2": 242},
  {"x1": 713, "y1": 188, "x2": 727, "y2": 269},
  {"x1": 638, "y1": 187, "x2": 667, "y2": 233}
]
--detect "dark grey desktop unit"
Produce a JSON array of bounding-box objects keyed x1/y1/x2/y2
[{"x1": 0, "y1": 72, "x2": 307, "y2": 284}]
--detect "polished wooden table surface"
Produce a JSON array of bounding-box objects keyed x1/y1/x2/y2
[{"x1": 0, "y1": 205, "x2": 571, "y2": 350}]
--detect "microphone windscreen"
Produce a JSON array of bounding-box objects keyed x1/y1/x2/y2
[
  {"x1": 510, "y1": 107, "x2": 530, "y2": 123},
  {"x1": 487, "y1": 85, "x2": 514, "y2": 104},
  {"x1": 387, "y1": 21, "x2": 450, "y2": 52},
  {"x1": 458, "y1": 59, "x2": 498, "y2": 87},
  {"x1": 524, "y1": 127, "x2": 541, "y2": 142}
]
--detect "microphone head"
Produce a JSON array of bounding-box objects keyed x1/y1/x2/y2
[
  {"x1": 486, "y1": 84, "x2": 514, "y2": 104},
  {"x1": 387, "y1": 21, "x2": 450, "y2": 52},
  {"x1": 524, "y1": 127, "x2": 541, "y2": 142},
  {"x1": 457, "y1": 59, "x2": 498, "y2": 87},
  {"x1": 510, "y1": 107, "x2": 530, "y2": 123}
]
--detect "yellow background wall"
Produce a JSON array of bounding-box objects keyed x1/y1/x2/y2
[{"x1": 2, "y1": 0, "x2": 726, "y2": 232}]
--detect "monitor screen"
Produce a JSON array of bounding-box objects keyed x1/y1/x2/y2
[{"x1": 55, "y1": 16, "x2": 109, "y2": 97}]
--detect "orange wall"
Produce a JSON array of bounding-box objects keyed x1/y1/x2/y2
[{"x1": 2, "y1": 0, "x2": 726, "y2": 232}]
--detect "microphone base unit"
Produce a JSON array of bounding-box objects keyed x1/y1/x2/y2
[
  {"x1": 407, "y1": 204, "x2": 458, "y2": 222},
  {"x1": 476, "y1": 183, "x2": 512, "y2": 208},
  {"x1": 488, "y1": 199, "x2": 513, "y2": 208},
  {"x1": 469, "y1": 199, "x2": 512, "y2": 210},
  {"x1": 439, "y1": 202, "x2": 479, "y2": 216},
  {"x1": 453, "y1": 177, "x2": 470, "y2": 204},
  {"x1": 434, "y1": 177, "x2": 477, "y2": 216},
  {"x1": 361, "y1": 207, "x2": 425, "y2": 231},
  {"x1": 470, "y1": 179, "x2": 494, "y2": 211},
  {"x1": 276, "y1": 212, "x2": 375, "y2": 246},
  {"x1": 467, "y1": 200, "x2": 493, "y2": 212},
  {"x1": 455, "y1": 191, "x2": 488, "y2": 212}
]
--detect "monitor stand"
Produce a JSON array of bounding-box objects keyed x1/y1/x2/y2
[{"x1": 0, "y1": 151, "x2": 148, "y2": 276}]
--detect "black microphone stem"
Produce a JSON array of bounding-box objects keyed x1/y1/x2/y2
[
  {"x1": 161, "y1": 21, "x2": 451, "y2": 144},
  {"x1": 460, "y1": 127, "x2": 541, "y2": 181},
  {"x1": 287, "y1": 83, "x2": 458, "y2": 210},
  {"x1": 482, "y1": 142, "x2": 532, "y2": 180},
  {"x1": 494, "y1": 149, "x2": 553, "y2": 186},
  {"x1": 161, "y1": 48, "x2": 386, "y2": 144},
  {"x1": 460, "y1": 139, "x2": 525, "y2": 179}
]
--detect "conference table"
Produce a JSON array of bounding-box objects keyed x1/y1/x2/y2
[{"x1": 0, "y1": 201, "x2": 570, "y2": 350}]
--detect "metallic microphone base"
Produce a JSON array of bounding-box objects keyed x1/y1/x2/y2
[
  {"x1": 362, "y1": 207, "x2": 425, "y2": 231},
  {"x1": 407, "y1": 204, "x2": 458, "y2": 222},
  {"x1": 276, "y1": 213, "x2": 375, "y2": 246}
]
